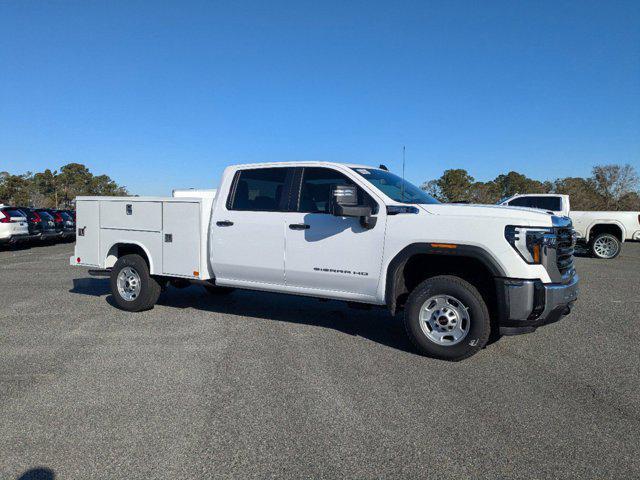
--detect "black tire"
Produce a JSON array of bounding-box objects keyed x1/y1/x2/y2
[
  {"x1": 403, "y1": 275, "x2": 491, "y2": 361},
  {"x1": 589, "y1": 233, "x2": 621, "y2": 259},
  {"x1": 110, "y1": 254, "x2": 161, "y2": 312},
  {"x1": 202, "y1": 284, "x2": 235, "y2": 295}
]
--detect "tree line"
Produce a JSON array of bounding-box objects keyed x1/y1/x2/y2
[
  {"x1": 2, "y1": 161, "x2": 638, "y2": 211},
  {"x1": 0, "y1": 163, "x2": 128, "y2": 209},
  {"x1": 422, "y1": 163, "x2": 640, "y2": 210}
]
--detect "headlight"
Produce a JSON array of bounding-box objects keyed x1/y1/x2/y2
[{"x1": 505, "y1": 226, "x2": 556, "y2": 264}]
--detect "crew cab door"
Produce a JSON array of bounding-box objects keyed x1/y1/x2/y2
[
  {"x1": 209, "y1": 167, "x2": 293, "y2": 287},
  {"x1": 284, "y1": 167, "x2": 386, "y2": 300}
]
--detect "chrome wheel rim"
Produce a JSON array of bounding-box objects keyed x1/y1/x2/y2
[
  {"x1": 419, "y1": 295, "x2": 470, "y2": 346},
  {"x1": 117, "y1": 266, "x2": 141, "y2": 301},
  {"x1": 593, "y1": 235, "x2": 619, "y2": 258}
]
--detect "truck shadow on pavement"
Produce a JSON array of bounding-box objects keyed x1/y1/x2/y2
[
  {"x1": 573, "y1": 243, "x2": 592, "y2": 258},
  {"x1": 70, "y1": 277, "x2": 111, "y2": 296},
  {"x1": 70, "y1": 277, "x2": 419, "y2": 355},
  {"x1": 16, "y1": 467, "x2": 55, "y2": 479}
]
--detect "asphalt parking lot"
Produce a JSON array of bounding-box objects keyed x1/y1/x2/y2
[{"x1": 1, "y1": 242, "x2": 639, "y2": 479}]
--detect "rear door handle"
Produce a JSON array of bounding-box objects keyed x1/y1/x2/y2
[
  {"x1": 216, "y1": 220, "x2": 234, "y2": 227},
  {"x1": 289, "y1": 223, "x2": 310, "y2": 230}
]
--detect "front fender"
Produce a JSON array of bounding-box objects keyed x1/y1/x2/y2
[{"x1": 384, "y1": 243, "x2": 507, "y2": 315}]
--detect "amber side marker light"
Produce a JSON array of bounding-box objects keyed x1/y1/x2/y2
[
  {"x1": 430, "y1": 243, "x2": 457, "y2": 249},
  {"x1": 193, "y1": 271, "x2": 199, "y2": 277},
  {"x1": 532, "y1": 244, "x2": 541, "y2": 263}
]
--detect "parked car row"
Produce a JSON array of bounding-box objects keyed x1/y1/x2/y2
[{"x1": 0, "y1": 205, "x2": 75, "y2": 246}]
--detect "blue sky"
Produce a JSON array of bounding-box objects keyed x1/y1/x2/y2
[{"x1": 1, "y1": 0, "x2": 639, "y2": 195}]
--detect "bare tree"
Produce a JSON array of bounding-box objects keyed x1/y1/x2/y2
[
  {"x1": 421, "y1": 179, "x2": 443, "y2": 201},
  {"x1": 592, "y1": 164, "x2": 640, "y2": 210}
]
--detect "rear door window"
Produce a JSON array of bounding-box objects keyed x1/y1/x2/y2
[
  {"x1": 22, "y1": 210, "x2": 37, "y2": 221},
  {"x1": 228, "y1": 168, "x2": 292, "y2": 212},
  {"x1": 508, "y1": 196, "x2": 561, "y2": 211},
  {"x1": 2, "y1": 208, "x2": 26, "y2": 218}
]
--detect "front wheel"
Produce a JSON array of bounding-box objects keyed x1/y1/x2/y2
[
  {"x1": 403, "y1": 275, "x2": 491, "y2": 361},
  {"x1": 110, "y1": 254, "x2": 161, "y2": 311},
  {"x1": 590, "y1": 233, "x2": 621, "y2": 259}
]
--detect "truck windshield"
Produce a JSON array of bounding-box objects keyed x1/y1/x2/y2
[{"x1": 351, "y1": 168, "x2": 439, "y2": 204}]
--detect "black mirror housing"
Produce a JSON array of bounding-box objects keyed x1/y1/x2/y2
[
  {"x1": 333, "y1": 204, "x2": 371, "y2": 218},
  {"x1": 331, "y1": 185, "x2": 377, "y2": 229}
]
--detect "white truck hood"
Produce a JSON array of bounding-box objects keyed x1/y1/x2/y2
[{"x1": 421, "y1": 203, "x2": 556, "y2": 226}]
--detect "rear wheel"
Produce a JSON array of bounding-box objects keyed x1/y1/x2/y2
[
  {"x1": 590, "y1": 233, "x2": 621, "y2": 259},
  {"x1": 403, "y1": 275, "x2": 490, "y2": 361},
  {"x1": 110, "y1": 254, "x2": 161, "y2": 311}
]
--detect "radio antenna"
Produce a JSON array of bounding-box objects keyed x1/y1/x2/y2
[{"x1": 401, "y1": 145, "x2": 406, "y2": 200}]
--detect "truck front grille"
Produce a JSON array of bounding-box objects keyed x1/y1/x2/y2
[{"x1": 555, "y1": 227, "x2": 575, "y2": 275}]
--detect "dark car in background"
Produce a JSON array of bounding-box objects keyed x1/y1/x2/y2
[
  {"x1": 18, "y1": 207, "x2": 59, "y2": 242},
  {"x1": 56, "y1": 210, "x2": 76, "y2": 239},
  {"x1": 62, "y1": 209, "x2": 76, "y2": 223},
  {"x1": 35, "y1": 209, "x2": 76, "y2": 240},
  {"x1": 16, "y1": 207, "x2": 42, "y2": 238},
  {"x1": 35, "y1": 209, "x2": 64, "y2": 238}
]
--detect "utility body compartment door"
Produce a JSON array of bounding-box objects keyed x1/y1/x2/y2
[
  {"x1": 75, "y1": 200, "x2": 100, "y2": 266},
  {"x1": 100, "y1": 201, "x2": 162, "y2": 231},
  {"x1": 162, "y1": 202, "x2": 201, "y2": 277}
]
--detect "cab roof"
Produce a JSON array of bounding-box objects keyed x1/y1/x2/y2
[{"x1": 229, "y1": 160, "x2": 381, "y2": 170}]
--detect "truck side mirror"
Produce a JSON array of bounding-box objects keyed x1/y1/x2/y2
[
  {"x1": 332, "y1": 185, "x2": 358, "y2": 207},
  {"x1": 331, "y1": 185, "x2": 377, "y2": 229}
]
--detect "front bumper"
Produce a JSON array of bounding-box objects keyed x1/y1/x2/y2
[
  {"x1": 40, "y1": 231, "x2": 59, "y2": 240},
  {"x1": 0, "y1": 233, "x2": 30, "y2": 244},
  {"x1": 496, "y1": 274, "x2": 579, "y2": 335}
]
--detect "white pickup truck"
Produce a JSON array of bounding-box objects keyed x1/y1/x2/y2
[
  {"x1": 498, "y1": 194, "x2": 640, "y2": 259},
  {"x1": 71, "y1": 162, "x2": 579, "y2": 361}
]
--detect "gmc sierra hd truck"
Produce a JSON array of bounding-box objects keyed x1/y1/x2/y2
[
  {"x1": 71, "y1": 162, "x2": 579, "y2": 361},
  {"x1": 499, "y1": 193, "x2": 640, "y2": 259}
]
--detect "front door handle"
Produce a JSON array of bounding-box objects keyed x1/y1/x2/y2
[
  {"x1": 216, "y1": 220, "x2": 234, "y2": 227},
  {"x1": 289, "y1": 223, "x2": 310, "y2": 230}
]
